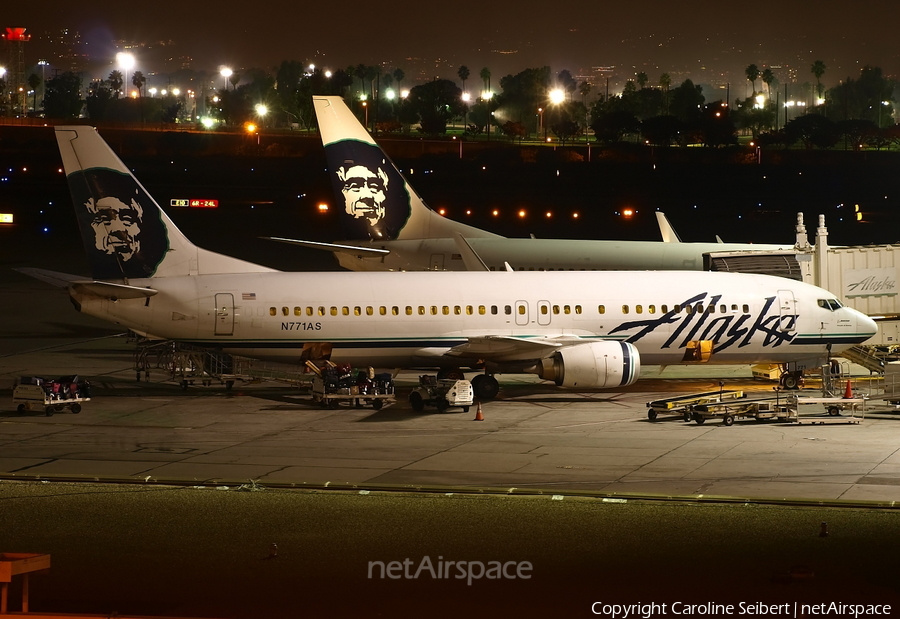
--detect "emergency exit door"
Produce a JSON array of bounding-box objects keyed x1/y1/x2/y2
[{"x1": 215, "y1": 293, "x2": 234, "y2": 336}]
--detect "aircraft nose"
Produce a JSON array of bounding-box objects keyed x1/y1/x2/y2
[{"x1": 858, "y1": 311, "x2": 878, "y2": 339}]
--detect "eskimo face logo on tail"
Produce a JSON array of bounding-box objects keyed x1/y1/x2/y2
[
  {"x1": 324, "y1": 141, "x2": 411, "y2": 241},
  {"x1": 67, "y1": 168, "x2": 168, "y2": 280}
]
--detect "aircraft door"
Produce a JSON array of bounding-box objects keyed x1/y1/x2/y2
[
  {"x1": 515, "y1": 300, "x2": 529, "y2": 326},
  {"x1": 215, "y1": 293, "x2": 234, "y2": 336},
  {"x1": 777, "y1": 289, "x2": 798, "y2": 333},
  {"x1": 537, "y1": 300, "x2": 551, "y2": 326},
  {"x1": 430, "y1": 254, "x2": 445, "y2": 270}
]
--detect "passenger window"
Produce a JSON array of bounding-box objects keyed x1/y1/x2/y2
[
  {"x1": 366, "y1": 306, "x2": 374, "y2": 316},
  {"x1": 269, "y1": 307, "x2": 276, "y2": 316},
  {"x1": 354, "y1": 306, "x2": 361, "y2": 316},
  {"x1": 467, "y1": 306, "x2": 474, "y2": 315},
  {"x1": 661, "y1": 305, "x2": 668, "y2": 313},
  {"x1": 391, "y1": 306, "x2": 399, "y2": 316},
  {"x1": 636, "y1": 305, "x2": 643, "y2": 314},
  {"x1": 695, "y1": 304, "x2": 703, "y2": 314},
  {"x1": 575, "y1": 305, "x2": 582, "y2": 314},
  {"x1": 455, "y1": 306, "x2": 462, "y2": 315},
  {"x1": 649, "y1": 305, "x2": 656, "y2": 314},
  {"x1": 622, "y1": 305, "x2": 629, "y2": 314},
  {"x1": 554, "y1": 305, "x2": 561, "y2": 314},
  {"x1": 598, "y1": 305, "x2": 605, "y2": 314},
  {"x1": 719, "y1": 305, "x2": 726, "y2": 313},
  {"x1": 306, "y1": 307, "x2": 314, "y2": 316},
  {"x1": 342, "y1": 307, "x2": 350, "y2": 316},
  {"x1": 405, "y1": 306, "x2": 413, "y2": 315},
  {"x1": 564, "y1": 305, "x2": 571, "y2": 314},
  {"x1": 540, "y1": 305, "x2": 548, "y2": 315},
  {"x1": 505, "y1": 306, "x2": 512, "y2": 315},
  {"x1": 731, "y1": 304, "x2": 738, "y2": 312},
  {"x1": 478, "y1": 305, "x2": 486, "y2": 315},
  {"x1": 684, "y1": 305, "x2": 693, "y2": 315},
  {"x1": 431, "y1": 306, "x2": 438, "y2": 315},
  {"x1": 491, "y1": 306, "x2": 498, "y2": 315},
  {"x1": 706, "y1": 305, "x2": 714, "y2": 314},
  {"x1": 318, "y1": 306, "x2": 326, "y2": 316},
  {"x1": 443, "y1": 306, "x2": 450, "y2": 315},
  {"x1": 379, "y1": 306, "x2": 387, "y2": 316},
  {"x1": 330, "y1": 307, "x2": 338, "y2": 316},
  {"x1": 518, "y1": 305, "x2": 525, "y2": 315},
  {"x1": 418, "y1": 306, "x2": 425, "y2": 315},
  {"x1": 294, "y1": 307, "x2": 301, "y2": 316},
  {"x1": 743, "y1": 304, "x2": 749, "y2": 314},
  {"x1": 282, "y1": 307, "x2": 289, "y2": 316}
]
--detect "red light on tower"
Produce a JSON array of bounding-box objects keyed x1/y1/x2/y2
[{"x1": 4, "y1": 28, "x2": 31, "y2": 41}]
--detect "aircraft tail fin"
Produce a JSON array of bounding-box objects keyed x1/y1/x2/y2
[
  {"x1": 55, "y1": 126, "x2": 275, "y2": 281},
  {"x1": 656, "y1": 212, "x2": 682, "y2": 243},
  {"x1": 312, "y1": 96, "x2": 502, "y2": 243}
]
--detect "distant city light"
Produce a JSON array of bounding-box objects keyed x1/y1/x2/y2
[
  {"x1": 518, "y1": 209, "x2": 526, "y2": 218},
  {"x1": 318, "y1": 203, "x2": 329, "y2": 212},
  {"x1": 492, "y1": 209, "x2": 499, "y2": 217},
  {"x1": 623, "y1": 208, "x2": 634, "y2": 217}
]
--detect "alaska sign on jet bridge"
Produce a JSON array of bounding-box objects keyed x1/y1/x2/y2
[{"x1": 707, "y1": 213, "x2": 900, "y2": 345}]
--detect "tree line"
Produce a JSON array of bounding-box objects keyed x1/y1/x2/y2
[{"x1": 4, "y1": 58, "x2": 897, "y2": 149}]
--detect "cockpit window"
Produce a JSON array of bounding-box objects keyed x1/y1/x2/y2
[{"x1": 818, "y1": 299, "x2": 844, "y2": 311}]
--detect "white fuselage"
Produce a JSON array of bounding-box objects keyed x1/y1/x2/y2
[
  {"x1": 334, "y1": 238, "x2": 792, "y2": 272},
  {"x1": 73, "y1": 270, "x2": 874, "y2": 370}
]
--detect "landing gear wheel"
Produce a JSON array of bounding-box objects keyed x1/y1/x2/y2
[
  {"x1": 437, "y1": 368, "x2": 465, "y2": 381},
  {"x1": 409, "y1": 392, "x2": 425, "y2": 412},
  {"x1": 372, "y1": 399, "x2": 383, "y2": 410},
  {"x1": 780, "y1": 373, "x2": 800, "y2": 390},
  {"x1": 472, "y1": 375, "x2": 499, "y2": 400},
  {"x1": 71, "y1": 403, "x2": 82, "y2": 414},
  {"x1": 723, "y1": 415, "x2": 734, "y2": 426},
  {"x1": 648, "y1": 410, "x2": 658, "y2": 421},
  {"x1": 828, "y1": 406, "x2": 841, "y2": 416}
]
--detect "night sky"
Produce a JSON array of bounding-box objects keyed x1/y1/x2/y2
[{"x1": 4, "y1": 1, "x2": 900, "y2": 90}]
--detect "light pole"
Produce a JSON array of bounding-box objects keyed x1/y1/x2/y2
[
  {"x1": 220, "y1": 67, "x2": 232, "y2": 91},
  {"x1": 538, "y1": 107, "x2": 543, "y2": 140},
  {"x1": 116, "y1": 52, "x2": 135, "y2": 97}
]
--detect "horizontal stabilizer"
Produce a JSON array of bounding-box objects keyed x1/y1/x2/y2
[
  {"x1": 265, "y1": 237, "x2": 390, "y2": 256},
  {"x1": 72, "y1": 281, "x2": 158, "y2": 299},
  {"x1": 16, "y1": 268, "x2": 158, "y2": 299}
]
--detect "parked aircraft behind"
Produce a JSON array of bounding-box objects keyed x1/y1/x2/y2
[
  {"x1": 269, "y1": 96, "x2": 793, "y2": 273},
  {"x1": 23, "y1": 126, "x2": 876, "y2": 400}
]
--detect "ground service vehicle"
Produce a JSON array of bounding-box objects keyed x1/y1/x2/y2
[
  {"x1": 409, "y1": 376, "x2": 474, "y2": 412},
  {"x1": 13, "y1": 376, "x2": 91, "y2": 416}
]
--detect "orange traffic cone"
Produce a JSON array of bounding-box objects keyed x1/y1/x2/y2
[
  {"x1": 843, "y1": 380, "x2": 853, "y2": 399},
  {"x1": 473, "y1": 401, "x2": 484, "y2": 421}
]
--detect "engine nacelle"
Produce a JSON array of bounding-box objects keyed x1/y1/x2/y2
[{"x1": 535, "y1": 341, "x2": 640, "y2": 388}]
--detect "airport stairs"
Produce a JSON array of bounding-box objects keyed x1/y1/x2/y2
[{"x1": 838, "y1": 345, "x2": 885, "y2": 374}]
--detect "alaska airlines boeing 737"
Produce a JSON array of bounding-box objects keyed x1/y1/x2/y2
[
  {"x1": 24, "y1": 126, "x2": 875, "y2": 400},
  {"x1": 268, "y1": 96, "x2": 793, "y2": 273}
]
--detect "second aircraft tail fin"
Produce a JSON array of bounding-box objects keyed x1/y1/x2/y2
[{"x1": 312, "y1": 96, "x2": 501, "y2": 243}]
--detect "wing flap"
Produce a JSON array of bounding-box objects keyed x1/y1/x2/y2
[{"x1": 447, "y1": 335, "x2": 586, "y2": 362}]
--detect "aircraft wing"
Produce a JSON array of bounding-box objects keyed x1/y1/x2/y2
[
  {"x1": 265, "y1": 237, "x2": 390, "y2": 256},
  {"x1": 15, "y1": 268, "x2": 157, "y2": 299},
  {"x1": 447, "y1": 335, "x2": 589, "y2": 362}
]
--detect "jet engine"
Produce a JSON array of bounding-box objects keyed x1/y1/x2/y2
[{"x1": 533, "y1": 341, "x2": 640, "y2": 388}]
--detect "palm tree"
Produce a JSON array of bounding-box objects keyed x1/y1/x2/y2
[
  {"x1": 28, "y1": 73, "x2": 40, "y2": 112},
  {"x1": 457, "y1": 65, "x2": 470, "y2": 94},
  {"x1": 479, "y1": 67, "x2": 491, "y2": 94},
  {"x1": 811, "y1": 60, "x2": 826, "y2": 99},
  {"x1": 228, "y1": 73, "x2": 240, "y2": 90},
  {"x1": 108, "y1": 70, "x2": 123, "y2": 98},
  {"x1": 579, "y1": 81, "x2": 592, "y2": 106},
  {"x1": 636, "y1": 72, "x2": 648, "y2": 89},
  {"x1": 659, "y1": 73, "x2": 671, "y2": 113},
  {"x1": 392, "y1": 68, "x2": 404, "y2": 95},
  {"x1": 745, "y1": 64, "x2": 760, "y2": 95},
  {"x1": 131, "y1": 70, "x2": 146, "y2": 98},
  {"x1": 354, "y1": 64, "x2": 367, "y2": 97},
  {"x1": 761, "y1": 68, "x2": 775, "y2": 97}
]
